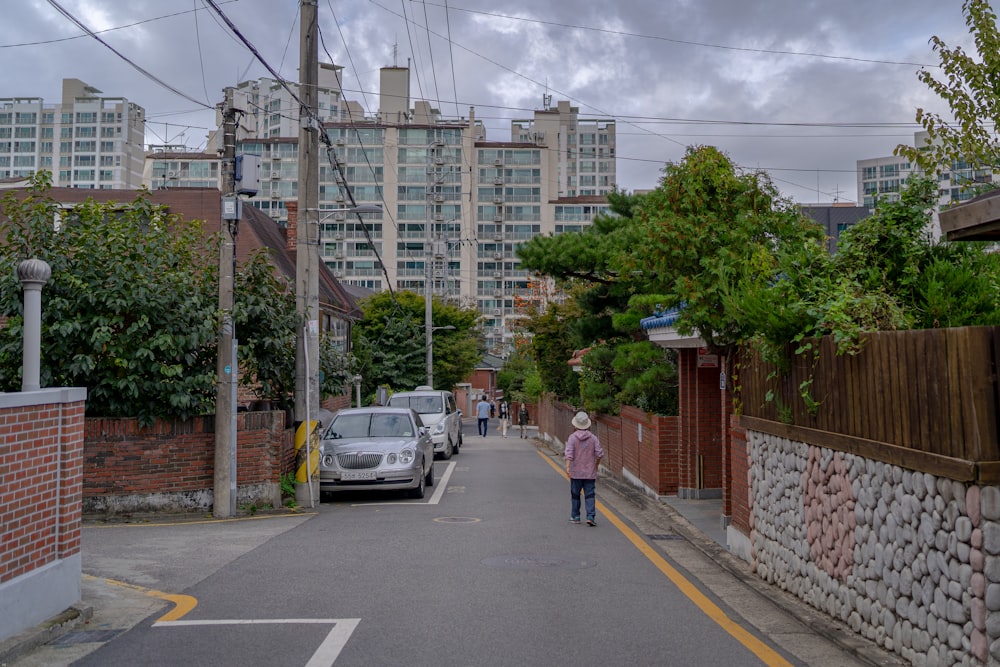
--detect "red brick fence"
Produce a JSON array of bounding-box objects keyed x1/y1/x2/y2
[
  {"x1": 83, "y1": 410, "x2": 294, "y2": 514},
  {"x1": 535, "y1": 396, "x2": 683, "y2": 496}
]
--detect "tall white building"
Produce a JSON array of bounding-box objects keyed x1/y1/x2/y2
[
  {"x1": 0, "y1": 78, "x2": 145, "y2": 188},
  {"x1": 158, "y1": 66, "x2": 615, "y2": 355},
  {"x1": 857, "y1": 131, "x2": 997, "y2": 211}
]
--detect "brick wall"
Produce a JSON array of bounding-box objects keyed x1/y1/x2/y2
[
  {"x1": 0, "y1": 388, "x2": 87, "y2": 643},
  {"x1": 537, "y1": 396, "x2": 681, "y2": 497},
  {"x1": 82, "y1": 410, "x2": 293, "y2": 514},
  {"x1": 728, "y1": 413, "x2": 750, "y2": 535},
  {"x1": 676, "y1": 349, "x2": 725, "y2": 498}
]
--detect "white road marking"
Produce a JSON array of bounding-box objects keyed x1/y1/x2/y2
[
  {"x1": 306, "y1": 618, "x2": 361, "y2": 667},
  {"x1": 352, "y1": 461, "x2": 457, "y2": 506},
  {"x1": 154, "y1": 619, "x2": 339, "y2": 626},
  {"x1": 154, "y1": 617, "x2": 361, "y2": 667}
]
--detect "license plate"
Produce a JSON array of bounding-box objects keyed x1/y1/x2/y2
[{"x1": 341, "y1": 471, "x2": 377, "y2": 481}]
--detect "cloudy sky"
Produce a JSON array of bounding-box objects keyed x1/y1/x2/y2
[{"x1": 2, "y1": 0, "x2": 981, "y2": 204}]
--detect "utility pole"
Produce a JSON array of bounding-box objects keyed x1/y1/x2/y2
[
  {"x1": 295, "y1": 0, "x2": 320, "y2": 505},
  {"x1": 214, "y1": 86, "x2": 239, "y2": 518},
  {"x1": 425, "y1": 141, "x2": 437, "y2": 388},
  {"x1": 295, "y1": 0, "x2": 320, "y2": 424}
]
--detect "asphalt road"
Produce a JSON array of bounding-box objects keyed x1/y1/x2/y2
[{"x1": 12, "y1": 422, "x2": 903, "y2": 667}]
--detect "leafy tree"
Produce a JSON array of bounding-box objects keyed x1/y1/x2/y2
[
  {"x1": 234, "y1": 249, "x2": 352, "y2": 408},
  {"x1": 351, "y1": 290, "x2": 482, "y2": 399},
  {"x1": 0, "y1": 174, "x2": 219, "y2": 422},
  {"x1": 496, "y1": 344, "x2": 542, "y2": 403},
  {"x1": 0, "y1": 174, "x2": 352, "y2": 423},
  {"x1": 626, "y1": 145, "x2": 827, "y2": 354},
  {"x1": 518, "y1": 189, "x2": 648, "y2": 343},
  {"x1": 517, "y1": 190, "x2": 679, "y2": 408},
  {"x1": 833, "y1": 175, "x2": 1000, "y2": 331},
  {"x1": 519, "y1": 299, "x2": 580, "y2": 400},
  {"x1": 895, "y1": 0, "x2": 1000, "y2": 173}
]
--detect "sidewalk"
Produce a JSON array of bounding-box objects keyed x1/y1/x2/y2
[{"x1": 1, "y1": 511, "x2": 313, "y2": 667}]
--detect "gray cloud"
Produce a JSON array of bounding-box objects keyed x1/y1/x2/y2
[{"x1": 2, "y1": 0, "x2": 977, "y2": 202}]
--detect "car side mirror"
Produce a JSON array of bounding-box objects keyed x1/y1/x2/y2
[
  {"x1": 457, "y1": 410, "x2": 462, "y2": 417},
  {"x1": 418, "y1": 426, "x2": 428, "y2": 437}
]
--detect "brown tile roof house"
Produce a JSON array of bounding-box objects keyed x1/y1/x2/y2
[{"x1": 1, "y1": 185, "x2": 362, "y2": 332}]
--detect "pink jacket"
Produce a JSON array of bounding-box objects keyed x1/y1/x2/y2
[{"x1": 564, "y1": 429, "x2": 604, "y2": 480}]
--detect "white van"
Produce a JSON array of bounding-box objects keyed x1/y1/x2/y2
[{"x1": 386, "y1": 387, "x2": 463, "y2": 459}]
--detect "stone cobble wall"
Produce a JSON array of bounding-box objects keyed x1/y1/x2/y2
[{"x1": 748, "y1": 429, "x2": 999, "y2": 666}]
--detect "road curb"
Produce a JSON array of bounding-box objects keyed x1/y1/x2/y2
[{"x1": 0, "y1": 602, "x2": 92, "y2": 666}]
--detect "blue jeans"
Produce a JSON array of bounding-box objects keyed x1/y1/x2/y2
[
  {"x1": 477, "y1": 417, "x2": 488, "y2": 436},
  {"x1": 570, "y1": 479, "x2": 596, "y2": 520}
]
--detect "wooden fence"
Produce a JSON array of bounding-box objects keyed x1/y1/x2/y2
[{"x1": 738, "y1": 326, "x2": 1000, "y2": 482}]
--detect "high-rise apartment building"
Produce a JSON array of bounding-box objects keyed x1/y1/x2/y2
[
  {"x1": 157, "y1": 66, "x2": 614, "y2": 355},
  {"x1": 857, "y1": 131, "x2": 997, "y2": 211},
  {"x1": 0, "y1": 78, "x2": 145, "y2": 188}
]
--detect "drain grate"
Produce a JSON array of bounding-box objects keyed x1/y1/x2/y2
[
  {"x1": 482, "y1": 554, "x2": 596, "y2": 570},
  {"x1": 647, "y1": 533, "x2": 684, "y2": 541},
  {"x1": 52, "y1": 629, "x2": 123, "y2": 646}
]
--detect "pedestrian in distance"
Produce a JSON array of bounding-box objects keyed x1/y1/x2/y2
[
  {"x1": 489, "y1": 400, "x2": 496, "y2": 419},
  {"x1": 498, "y1": 400, "x2": 510, "y2": 437},
  {"x1": 564, "y1": 411, "x2": 604, "y2": 526},
  {"x1": 517, "y1": 402, "x2": 530, "y2": 438},
  {"x1": 476, "y1": 394, "x2": 491, "y2": 437}
]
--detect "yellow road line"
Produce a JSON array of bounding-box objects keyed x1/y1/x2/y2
[
  {"x1": 537, "y1": 450, "x2": 791, "y2": 667},
  {"x1": 84, "y1": 574, "x2": 198, "y2": 622}
]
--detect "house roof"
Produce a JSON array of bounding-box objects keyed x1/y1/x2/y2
[
  {"x1": 2, "y1": 186, "x2": 361, "y2": 320},
  {"x1": 640, "y1": 306, "x2": 683, "y2": 330}
]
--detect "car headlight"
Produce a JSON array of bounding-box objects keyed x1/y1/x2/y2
[
  {"x1": 432, "y1": 421, "x2": 446, "y2": 435},
  {"x1": 386, "y1": 453, "x2": 397, "y2": 464},
  {"x1": 399, "y1": 449, "x2": 414, "y2": 464},
  {"x1": 322, "y1": 454, "x2": 335, "y2": 468}
]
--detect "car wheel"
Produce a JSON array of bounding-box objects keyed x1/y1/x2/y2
[
  {"x1": 425, "y1": 461, "x2": 435, "y2": 487},
  {"x1": 409, "y1": 463, "x2": 426, "y2": 499},
  {"x1": 441, "y1": 438, "x2": 453, "y2": 460}
]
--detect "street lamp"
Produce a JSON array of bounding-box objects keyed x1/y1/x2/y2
[{"x1": 425, "y1": 324, "x2": 455, "y2": 388}]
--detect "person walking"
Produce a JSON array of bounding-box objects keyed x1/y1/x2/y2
[
  {"x1": 498, "y1": 400, "x2": 510, "y2": 437},
  {"x1": 517, "y1": 403, "x2": 530, "y2": 438},
  {"x1": 476, "y1": 394, "x2": 491, "y2": 437},
  {"x1": 564, "y1": 411, "x2": 604, "y2": 526}
]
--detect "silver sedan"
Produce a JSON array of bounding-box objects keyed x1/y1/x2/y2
[{"x1": 318, "y1": 407, "x2": 435, "y2": 499}]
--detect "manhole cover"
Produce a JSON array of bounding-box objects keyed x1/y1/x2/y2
[
  {"x1": 648, "y1": 533, "x2": 684, "y2": 541},
  {"x1": 434, "y1": 516, "x2": 481, "y2": 523},
  {"x1": 482, "y1": 555, "x2": 597, "y2": 570},
  {"x1": 53, "y1": 629, "x2": 122, "y2": 646}
]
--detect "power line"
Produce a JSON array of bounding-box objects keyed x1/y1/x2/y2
[
  {"x1": 1, "y1": 1, "x2": 240, "y2": 49},
  {"x1": 413, "y1": 1, "x2": 939, "y2": 68},
  {"x1": 44, "y1": 0, "x2": 212, "y2": 110}
]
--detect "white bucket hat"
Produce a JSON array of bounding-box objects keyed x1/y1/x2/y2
[{"x1": 572, "y1": 411, "x2": 591, "y2": 430}]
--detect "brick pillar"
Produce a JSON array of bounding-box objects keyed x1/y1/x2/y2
[{"x1": 678, "y1": 348, "x2": 725, "y2": 499}]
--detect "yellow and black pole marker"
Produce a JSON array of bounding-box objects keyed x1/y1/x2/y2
[{"x1": 295, "y1": 419, "x2": 321, "y2": 506}]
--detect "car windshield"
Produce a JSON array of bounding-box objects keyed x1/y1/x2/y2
[
  {"x1": 387, "y1": 395, "x2": 442, "y2": 414},
  {"x1": 326, "y1": 413, "x2": 414, "y2": 439}
]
